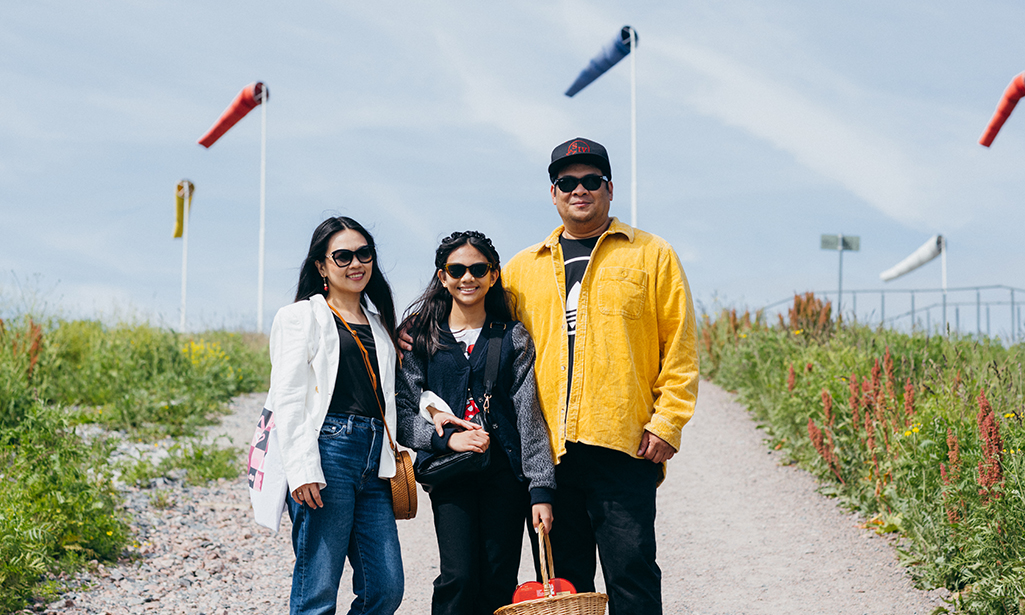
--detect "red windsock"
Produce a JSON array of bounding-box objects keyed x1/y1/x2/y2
[
  {"x1": 197, "y1": 82, "x2": 269, "y2": 148},
  {"x1": 979, "y1": 72, "x2": 1025, "y2": 147}
]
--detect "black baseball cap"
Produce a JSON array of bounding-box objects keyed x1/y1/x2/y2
[{"x1": 548, "y1": 137, "x2": 612, "y2": 181}]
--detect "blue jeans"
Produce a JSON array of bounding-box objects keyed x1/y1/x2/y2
[{"x1": 287, "y1": 414, "x2": 404, "y2": 615}]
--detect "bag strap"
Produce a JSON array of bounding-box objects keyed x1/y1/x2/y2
[
  {"x1": 480, "y1": 322, "x2": 506, "y2": 414},
  {"x1": 326, "y1": 303, "x2": 399, "y2": 452}
]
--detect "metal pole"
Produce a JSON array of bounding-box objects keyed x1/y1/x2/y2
[
  {"x1": 837, "y1": 234, "x2": 844, "y2": 319},
  {"x1": 880, "y1": 291, "x2": 885, "y2": 326},
  {"x1": 629, "y1": 26, "x2": 637, "y2": 228},
  {"x1": 977, "y1": 289, "x2": 981, "y2": 335},
  {"x1": 179, "y1": 182, "x2": 190, "y2": 332},
  {"x1": 955, "y1": 306, "x2": 960, "y2": 334},
  {"x1": 941, "y1": 237, "x2": 947, "y2": 335},
  {"x1": 987, "y1": 305, "x2": 991, "y2": 337},
  {"x1": 910, "y1": 292, "x2": 915, "y2": 330},
  {"x1": 1011, "y1": 289, "x2": 1016, "y2": 344},
  {"x1": 257, "y1": 87, "x2": 267, "y2": 333}
]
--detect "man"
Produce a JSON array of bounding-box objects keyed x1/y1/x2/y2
[{"x1": 502, "y1": 137, "x2": 699, "y2": 615}]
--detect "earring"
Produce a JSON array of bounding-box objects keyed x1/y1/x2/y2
[{"x1": 322, "y1": 276, "x2": 329, "y2": 292}]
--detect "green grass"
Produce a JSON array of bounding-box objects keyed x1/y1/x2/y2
[
  {"x1": 702, "y1": 300, "x2": 1025, "y2": 614},
  {"x1": 0, "y1": 314, "x2": 268, "y2": 611}
]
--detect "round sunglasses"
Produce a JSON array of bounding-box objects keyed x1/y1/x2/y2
[
  {"x1": 441, "y1": 262, "x2": 493, "y2": 278},
  {"x1": 328, "y1": 245, "x2": 374, "y2": 267},
  {"x1": 553, "y1": 174, "x2": 608, "y2": 193}
]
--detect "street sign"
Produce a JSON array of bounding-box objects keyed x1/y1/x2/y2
[{"x1": 821, "y1": 234, "x2": 860, "y2": 251}]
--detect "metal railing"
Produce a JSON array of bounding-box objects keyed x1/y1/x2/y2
[{"x1": 762, "y1": 284, "x2": 1025, "y2": 344}]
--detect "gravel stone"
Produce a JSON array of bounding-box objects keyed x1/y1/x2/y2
[{"x1": 53, "y1": 384, "x2": 948, "y2": 614}]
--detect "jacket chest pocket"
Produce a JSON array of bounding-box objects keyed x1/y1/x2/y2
[{"x1": 596, "y1": 267, "x2": 647, "y2": 319}]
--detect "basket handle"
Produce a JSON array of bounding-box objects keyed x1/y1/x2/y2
[{"x1": 536, "y1": 522, "x2": 556, "y2": 597}]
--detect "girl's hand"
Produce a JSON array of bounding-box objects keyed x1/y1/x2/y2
[
  {"x1": 448, "y1": 429, "x2": 490, "y2": 453},
  {"x1": 291, "y1": 482, "x2": 324, "y2": 509},
  {"x1": 430, "y1": 409, "x2": 482, "y2": 436},
  {"x1": 532, "y1": 503, "x2": 554, "y2": 534}
]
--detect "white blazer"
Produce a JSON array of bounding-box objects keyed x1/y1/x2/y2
[{"x1": 267, "y1": 294, "x2": 398, "y2": 492}]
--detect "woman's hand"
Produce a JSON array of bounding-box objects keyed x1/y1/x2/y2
[
  {"x1": 430, "y1": 408, "x2": 482, "y2": 436},
  {"x1": 448, "y1": 429, "x2": 490, "y2": 453},
  {"x1": 532, "y1": 503, "x2": 554, "y2": 534},
  {"x1": 291, "y1": 482, "x2": 324, "y2": 509}
]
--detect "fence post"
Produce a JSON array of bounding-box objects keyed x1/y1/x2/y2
[
  {"x1": 1012, "y1": 289, "x2": 1016, "y2": 344},
  {"x1": 911, "y1": 292, "x2": 916, "y2": 330},
  {"x1": 987, "y1": 305, "x2": 991, "y2": 337},
  {"x1": 977, "y1": 289, "x2": 981, "y2": 335},
  {"x1": 955, "y1": 306, "x2": 960, "y2": 334},
  {"x1": 880, "y1": 291, "x2": 885, "y2": 326}
]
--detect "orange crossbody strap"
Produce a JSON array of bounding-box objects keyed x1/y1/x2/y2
[{"x1": 327, "y1": 303, "x2": 398, "y2": 452}]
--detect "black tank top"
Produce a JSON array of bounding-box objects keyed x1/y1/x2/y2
[{"x1": 327, "y1": 317, "x2": 385, "y2": 419}]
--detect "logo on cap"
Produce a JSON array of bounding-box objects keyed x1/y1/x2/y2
[{"x1": 566, "y1": 140, "x2": 590, "y2": 155}]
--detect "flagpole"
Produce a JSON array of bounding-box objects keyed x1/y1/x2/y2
[
  {"x1": 179, "y1": 182, "x2": 190, "y2": 332},
  {"x1": 629, "y1": 26, "x2": 637, "y2": 228},
  {"x1": 257, "y1": 86, "x2": 267, "y2": 333}
]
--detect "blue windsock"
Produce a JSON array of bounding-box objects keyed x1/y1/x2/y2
[{"x1": 564, "y1": 26, "x2": 638, "y2": 97}]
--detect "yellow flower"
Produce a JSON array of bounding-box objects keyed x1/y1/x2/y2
[
  {"x1": 792, "y1": 329, "x2": 804, "y2": 335},
  {"x1": 106, "y1": 531, "x2": 113, "y2": 536},
  {"x1": 912, "y1": 427, "x2": 919, "y2": 433},
  {"x1": 740, "y1": 333, "x2": 747, "y2": 338},
  {"x1": 904, "y1": 431, "x2": 912, "y2": 437},
  {"x1": 1004, "y1": 413, "x2": 1016, "y2": 419}
]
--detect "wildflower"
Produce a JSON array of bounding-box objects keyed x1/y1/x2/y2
[
  {"x1": 806, "y1": 362, "x2": 813, "y2": 373},
  {"x1": 787, "y1": 363, "x2": 796, "y2": 393},
  {"x1": 821, "y1": 388, "x2": 834, "y2": 428},
  {"x1": 740, "y1": 333, "x2": 747, "y2": 338},
  {"x1": 807, "y1": 418, "x2": 844, "y2": 484},
  {"x1": 904, "y1": 378, "x2": 915, "y2": 425},
  {"x1": 904, "y1": 431, "x2": 912, "y2": 437},
  {"x1": 912, "y1": 427, "x2": 919, "y2": 433},
  {"x1": 1004, "y1": 413, "x2": 1015, "y2": 419},
  {"x1": 883, "y1": 347, "x2": 896, "y2": 402},
  {"x1": 976, "y1": 390, "x2": 1004, "y2": 504},
  {"x1": 792, "y1": 329, "x2": 803, "y2": 335},
  {"x1": 848, "y1": 374, "x2": 861, "y2": 427}
]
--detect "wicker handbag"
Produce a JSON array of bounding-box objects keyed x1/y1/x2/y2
[{"x1": 494, "y1": 524, "x2": 607, "y2": 615}]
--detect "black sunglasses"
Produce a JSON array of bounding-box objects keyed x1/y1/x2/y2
[
  {"x1": 553, "y1": 174, "x2": 607, "y2": 193},
  {"x1": 328, "y1": 245, "x2": 374, "y2": 267},
  {"x1": 442, "y1": 262, "x2": 493, "y2": 278}
]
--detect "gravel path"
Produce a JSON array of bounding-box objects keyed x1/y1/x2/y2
[{"x1": 42, "y1": 382, "x2": 949, "y2": 615}]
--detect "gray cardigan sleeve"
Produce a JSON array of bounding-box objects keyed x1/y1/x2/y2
[
  {"x1": 395, "y1": 351, "x2": 438, "y2": 452},
  {"x1": 509, "y1": 323, "x2": 557, "y2": 502}
]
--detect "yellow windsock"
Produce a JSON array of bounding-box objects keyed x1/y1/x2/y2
[{"x1": 174, "y1": 180, "x2": 195, "y2": 238}]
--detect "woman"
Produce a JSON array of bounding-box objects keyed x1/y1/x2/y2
[
  {"x1": 396, "y1": 230, "x2": 555, "y2": 615},
  {"x1": 268, "y1": 216, "x2": 403, "y2": 615}
]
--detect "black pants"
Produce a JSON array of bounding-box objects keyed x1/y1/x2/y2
[
  {"x1": 430, "y1": 462, "x2": 530, "y2": 615},
  {"x1": 534, "y1": 442, "x2": 662, "y2": 615}
]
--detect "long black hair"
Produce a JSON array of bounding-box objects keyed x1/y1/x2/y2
[
  {"x1": 400, "y1": 230, "x2": 513, "y2": 359},
  {"x1": 295, "y1": 216, "x2": 398, "y2": 350}
]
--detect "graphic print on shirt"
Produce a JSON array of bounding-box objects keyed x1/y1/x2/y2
[
  {"x1": 564, "y1": 257, "x2": 588, "y2": 341},
  {"x1": 452, "y1": 327, "x2": 483, "y2": 421}
]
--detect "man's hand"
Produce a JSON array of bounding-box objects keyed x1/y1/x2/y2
[
  {"x1": 291, "y1": 482, "x2": 324, "y2": 509},
  {"x1": 448, "y1": 430, "x2": 490, "y2": 453},
  {"x1": 429, "y1": 409, "x2": 482, "y2": 436},
  {"x1": 637, "y1": 431, "x2": 676, "y2": 464},
  {"x1": 532, "y1": 503, "x2": 554, "y2": 534},
  {"x1": 399, "y1": 328, "x2": 414, "y2": 353}
]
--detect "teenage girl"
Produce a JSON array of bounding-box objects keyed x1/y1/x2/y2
[
  {"x1": 268, "y1": 216, "x2": 403, "y2": 615},
  {"x1": 396, "y1": 230, "x2": 556, "y2": 615}
]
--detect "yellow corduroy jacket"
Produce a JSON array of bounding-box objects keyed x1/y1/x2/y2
[{"x1": 503, "y1": 217, "x2": 699, "y2": 468}]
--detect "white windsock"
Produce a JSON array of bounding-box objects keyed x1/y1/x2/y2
[{"x1": 880, "y1": 235, "x2": 944, "y2": 282}]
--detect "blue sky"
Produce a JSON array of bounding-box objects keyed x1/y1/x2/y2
[{"x1": 2, "y1": 1, "x2": 1024, "y2": 332}]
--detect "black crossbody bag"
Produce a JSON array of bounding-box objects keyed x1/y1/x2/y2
[{"x1": 414, "y1": 322, "x2": 505, "y2": 491}]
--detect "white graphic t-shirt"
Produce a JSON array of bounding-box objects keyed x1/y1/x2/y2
[{"x1": 452, "y1": 327, "x2": 482, "y2": 420}]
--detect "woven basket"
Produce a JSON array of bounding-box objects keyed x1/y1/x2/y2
[
  {"x1": 494, "y1": 524, "x2": 607, "y2": 615},
  {"x1": 390, "y1": 449, "x2": 417, "y2": 520}
]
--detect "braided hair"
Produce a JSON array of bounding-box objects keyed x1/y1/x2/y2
[{"x1": 400, "y1": 230, "x2": 513, "y2": 359}]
